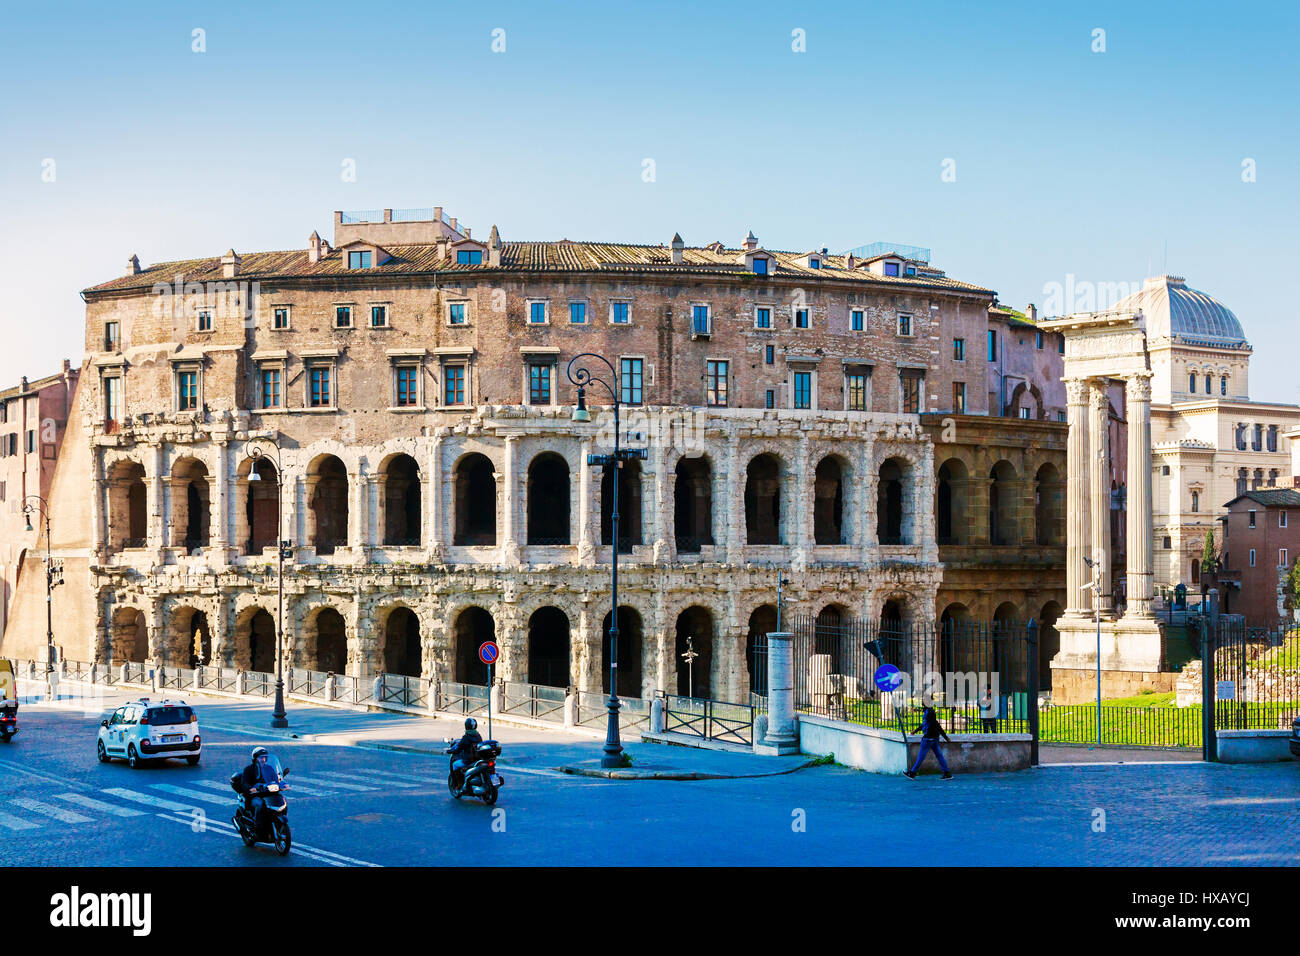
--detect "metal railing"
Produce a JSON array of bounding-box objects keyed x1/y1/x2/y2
[
  {"x1": 161, "y1": 667, "x2": 195, "y2": 690},
  {"x1": 663, "y1": 694, "x2": 755, "y2": 745},
  {"x1": 574, "y1": 691, "x2": 651, "y2": 733},
  {"x1": 288, "y1": 668, "x2": 331, "y2": 700},
  {"x1": 440, "y1": 681, "x2": 490, "y2": 716},
  {"x1": 501, "y1": 682, "x2": 567, "y2": 723},
  {"x1": 244, "y1": 671, "x2": 274, "y2": 698},
  {"x1": 379, "y1": 673, "x2": 427, "y2": 709}
]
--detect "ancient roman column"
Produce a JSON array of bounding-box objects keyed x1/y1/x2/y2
[
  {"x1": 1124, "y1": 373, "x2": 1154, "y2": 619},
  {"x1": 1063, "y1": 378, "x2": 1092, "y2": 617},
  {"x1": 1088, "y1": 379, "x2": 1113, "y2": 617}
]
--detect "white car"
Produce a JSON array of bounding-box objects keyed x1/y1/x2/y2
[{"x1": 97, "y1": 699, "x2": 201, "y2": 768}]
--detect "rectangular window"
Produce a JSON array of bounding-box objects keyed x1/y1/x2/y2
[
  {"x1": 1057, "y1": 410, "x2": 1067, "y2": 422},
  {"x1": 103, "y1": 375, "x2": 121, "y2": 425},
  {"x1": 448, "y1": 302, "x2": 466, "y2": 325},
  {"x1": 197, "y1": 310, "x2": 212, "y2": 332},
  {"x1": 1035, "y1": 331, "x2": 1044, "y2": 349},
  {"x1": 756, "y1": 307, "x2": 772, "y2": 329},
  {"x1": 897, "y1": 313, "x2": 912, "y2": 336},
  {"x1": 570, "y1": 302, "x2": 586, "y2": 324},
  {"x1": 370, "y1": 305, "x2": 388, "y2": 328},
  {"x1": 529, "y1": 301, "x2": 548, "y2": 324},
  {"x1": 1058, "y1": 336, "x2": 1065, "y2": 355},
  {"x1": 348, "y1": 250, "x2": 372, "y2": 269},
  {"x1": 706, "y1": 360, "x2": 728, "y2": 406},
  {"x1": 1018, "y1": 406, "x2": 1031, "y2": 420},
  {"x1": 456, "y1": 249, "x2": 483, "y2": 265},
  {"x1": 1281, "y1": 511, "x2": 1288, "y2": 528},
  {"x1": 692, "y1": 305, "x2": 711, "y2": 336},
  {"x1": 335, "y1": 306, "x2": 352, "y2": 328},
  {"x1": 309, "y1": 366, "x2": 332, "y2": 408},
  {"x1": 104, "y1": 321, "x2": 120, "y2": 351},
  {"x1": 1189, "y1": 373, "x2": 1197, "y2": 393},
  {"x1": 1249, "y1": 510, "x2": 1256, "y2": 528},
  {"x1": 444, "y1": 365, "x2": 465, "y2": 406},
  {"x1": 620, "y1": 358, "x2": 643, "y2": 405},
  {"x1": 765, "y1": 344, "x2": 775, "y2": 365},
  {"x1": 1249, "y1": 548, "x2": 1256, "y2": 567},
  {"x1": 793, "y1": 371, "x2": 812, "y2": 409},
  {"x1": 753, "y1": 258, "x2": 768, "y2": 275},
  {"x1": 24, "y1": 430, "x2": 34, "y2": 454},
  {"x1": 953, "y1": 382, "x2": 967, "y2": 414},
  {"x1": 794, "y1": 309, "x2": 809, "y2": 329},
  {"x1": 884, "y1": 262, "x2": 899, "y2": 276},
  {"x1": 1282, "y1": 548, "x2": 1289, "y2": 567},
  {"x1": 846, "y1": 371, "x2": 868, "y2": 412},
  {"x1": 260, "y1": 368, "x2": 281, "y2": 409},
  {"x1": 396, "y1": 366, "x2": 418, "y2": 407},
  {"x1": 764, "y1": 389, "x2": 775, "y2": 409},
  {"x1": 611, "y1": 302, "x2": 630, "y2": 324},
  {"x1": 987, "y1": 330, "x2": 998, "y2": 361},
  {"x1": 177, "y1": 370, "x2": 198, "y2": 411},
  {"x1": 953, "y1": 337, "x2": 966, "y2": 361},
  {"x1": 528, "y1": 364, "x2": 551, "y2": 405},
  {"x1": 851, "y1": 309, "x2": 864, "y2": 332},
  {"x1": 272, "y1": 307, "x2": 290, "y2": 330},
  {"x1": 901, "y1": 374, "x2": 921, "y2": 414}
]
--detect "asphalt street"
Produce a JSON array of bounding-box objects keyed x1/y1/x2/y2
[{"x1": 1, "y1": 700, "x2": 1298, "y2": 866}]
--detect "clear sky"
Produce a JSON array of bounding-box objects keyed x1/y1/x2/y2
[{"x1": 2, "y1": 0, "x2": 1296, "y2": 400}]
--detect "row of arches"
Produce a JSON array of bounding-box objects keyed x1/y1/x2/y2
[
  {"x1": 106, "y1": 448, "x2": 922, "y2": 555},
  {"x1": 936, "y1": 458, "x2": 1064, "y2": 547}
]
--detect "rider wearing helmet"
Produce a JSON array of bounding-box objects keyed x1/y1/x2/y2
[
  {"x1": 448, "y1": 718, "x2": 483, "y2": 785},
  {"x1": 238, "y1": 747, "x2": 273, "y2": 822}
]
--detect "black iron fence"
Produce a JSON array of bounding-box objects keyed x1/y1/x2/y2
[
  {"x1": 787, "y1": 613, "x2": 1037, "y2": 736},
  {"x1": 1205, "y1": 618, "x2": 1300, "y2": 732}
]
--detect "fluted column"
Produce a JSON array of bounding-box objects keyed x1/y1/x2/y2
[
  {"x1": 1125, "y1": 373, "x2": 1154, "y2": 619},
  {"x1": 1064, "y1": 378, "x2": 1092, "y2": 617},
  {"x1": 1088, "y1": 379, "x2": 1113, "y2": 617}
]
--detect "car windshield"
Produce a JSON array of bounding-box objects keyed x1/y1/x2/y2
[{"x1": 149, "y1": 706, "x2": 193, "y2": 725}]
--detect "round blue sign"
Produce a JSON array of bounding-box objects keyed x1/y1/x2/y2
[
  {"x1": 478, "y1": 641, "x2": 500, "y2": 665},
  {"x1": 873, "y1": 663, "x2": 903, "y2": 693}
]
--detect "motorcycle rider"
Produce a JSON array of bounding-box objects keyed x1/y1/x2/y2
[
  {"x1": 447, "y1": 718, "x2": 483, "y2": 789},
  {"x1": 237, "y1": 747, "x2": 274, "y2": 825}
]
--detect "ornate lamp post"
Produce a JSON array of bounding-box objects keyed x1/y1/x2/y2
[
  {"x1": 245, "y1": 438, "x2": 290, "y2": 729},
  {"x1": 565, "y1": 353, "x2": 646, "y2": 768},
  {"x1": 23, "y1": 496, "x2": 63, "y2": 695}
]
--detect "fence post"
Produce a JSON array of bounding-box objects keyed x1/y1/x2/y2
[
  {"x1": 563, "y1": 688, "x2": 576, "y2": 729},
  {"x1": 427, "y1": 678, "x2": 439, "y2": 715},
  {"x1": 756, "y1": 631, "x2": 799, "y2": 755},
  {"x1": 1027, "y1": 619, "x2": 1040, "y2": 768},
  {"x1": 1200, "y1": 614, "x2": 1217, "y2": 762}
]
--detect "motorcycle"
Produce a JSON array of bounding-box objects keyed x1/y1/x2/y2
[
  {"x1": 0, "y1": 701, "x2": 15, "y2": 743},
  {"x1": 444, "y1": 737, "x2": 504, "y2": 805},
  {"x1": 230, "y1": 754, "x2": 292, "y2": 856}
]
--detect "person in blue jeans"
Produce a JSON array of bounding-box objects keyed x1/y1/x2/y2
[{"x1": 904, "y1": 705, "x2": 954, "y2": 779}]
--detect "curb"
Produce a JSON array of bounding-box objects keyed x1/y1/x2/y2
[{"x1": 557, "y1": 757, "x2": 822, "y2": 781}]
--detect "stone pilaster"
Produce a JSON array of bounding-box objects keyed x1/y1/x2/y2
[
  {"x1": 1124, "y1": 373, "x2": 1154, "y2": 619},
  {"x1": 1063, "y1": 377, "x2": 1092, "y2": 618},
  {"x1": 212, "y1": 439, "x2": 229, "y2": 564}
]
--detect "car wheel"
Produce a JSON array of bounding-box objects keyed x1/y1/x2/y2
[
  {"x1": 186, "y1": 755, "x2": 200, "y2": 766},
  {"x1": 127, "y1": 745, "x2": 140, "y2": 769},
  {"x1": 97, "y1": 740, "x2": 109, "y2": 763}
]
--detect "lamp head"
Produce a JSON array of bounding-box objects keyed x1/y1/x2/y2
[
  {"x1": 571, "y1": 386, "x2": 591, "y2": 423},
  {"x1": 24, "y1": 513, "x2": 33, "y2": 533},
  {"x1": 248, "y1": 468, "x2": 261, "y2": 482}
]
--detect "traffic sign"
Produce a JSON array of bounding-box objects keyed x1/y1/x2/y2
[
  {"x1": 873, "y1": 663, "x2": 903, "y2": 693},
  {"x1": 478, "y1": 641, "x2": 500, "y2": 665}
]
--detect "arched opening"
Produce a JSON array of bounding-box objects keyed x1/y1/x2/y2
[
  {"x1": 1038, "y1": 601, "x2": 1063, "y2": 689},
  {"x1": 454, "y1": 454, "x2": 497, "y2": 546},
  {"x1": 674, "y1": 605, "x2": 714, "y2": 698},
  {"x1": 601, "y1": 459, "x2": 643, "y2": 553},
  {"x1": 382, "y1": 607, "x2": 422, "y2": 677},
  {"x1": 746, "y1": 604, "x2": 777, "y2": 697},
  {"x1": 167, "y1": 607, "x2": 211, "y2": 669},
  {"x1": 989, "y1": 460, "x2": 1018, "y2": 546},
  {"x1": 877, "y1": 458, "x2": 906, "y2": 544},
  {"x1": 937, "y1": 458, "x2": 968, "y2": 545},
  {"x1": 237, "y1": 608, "x2": 277, "y2": 673},
  {"x1": 939, "y1": 602, "x2": 973, "y2": 674},
  {"x1": 110, "y1": 607, "x2": 147, "y2": 665},
  {"x1": 453, "y1": 607, "x2": 495, "y2": 683},
  {"x1": 744, "y1": 453, "x2": 782, "y2": 545},
  {"x1": 992, "y1": 601, "x2": 1020, "y2": 682},
  {"x1": 241, "y1": 458, "x2": 279, "y2": 555},
  {"x1": 527, "y1": 453, "x2": 570, "y2": 545},
  {"x1": 1035, "y1": 462, "x2": 1064, "y2": 547},
  {"x1": 308, "y1": 608, "x2": 348, "y2": 673},
  {"x1": 171, "y1": 458, "x2": 210, "y2": 553},
  {"x1": 673, "y1": 456, "x2": 713, "y2": 552},
  {"x1": 813, "y1": 457, "x2": 845, "y2": 545},
  {"x1": 879, "y1": 598, "x2": 906, "y2": 668},
  {"x1": 107, "y1": 460, "x2": 147, "y2": 551},
  {"x1": 527, "y1": 606, "x2": 571, "y2": 687},
  {"x1": 382, "y1": 454, "x2": 421, "y2": 546},
  {"x1": 601, "y1": 606, "x2": 643, "y2": 698},
  {"x1": 814, "y1": 604, "x2": 845, "y2": 674},
  {"x1": 308, "y1": 456, "x2": 349, "y2": 554}
]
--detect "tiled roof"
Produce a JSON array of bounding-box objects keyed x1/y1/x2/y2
[
  {"x1": 84, "y1": 241, "x2": 995, "y2": 297},
  {"x1": 0, "y1": 369, "x2": 70, "y2": 402},
  {"x1": 1226, "y1": 489, "x2": 1300, "y2": 508}
]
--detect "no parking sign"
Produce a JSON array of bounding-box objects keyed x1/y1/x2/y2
[{"x1": 479, "y1": 641, "x2": 500, "y2": 666}]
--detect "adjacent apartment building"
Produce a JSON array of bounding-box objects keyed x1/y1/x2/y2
[{"x1": 1218, "y1": 489, "x2": 1300, "y2": 628}]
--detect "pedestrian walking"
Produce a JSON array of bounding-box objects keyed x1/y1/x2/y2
[
  {"x1": 978, "y1": 684, "x2": 997, "y2": 734},
  {"x1": 904, "y1": 704, "x2": 953, "y2": 779}
]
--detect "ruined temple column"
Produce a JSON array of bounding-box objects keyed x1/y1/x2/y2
[
  {"x1": 1063, "y1": 378, "x2": 1093, "y2": 618},
  {"x1": 1088, "y1": 379, "x2": 1113, "y2": 617},
  {"x1": 577, "y1": 437, "x2": 594, "y2": 562},
  {"x1": 1124, "y1": 373, "x2": 1155, "y2": 619}
]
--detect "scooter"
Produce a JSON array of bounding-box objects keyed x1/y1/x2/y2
[
  {"x1": 444, "y1": 738, "x2": 504, "y2": 805},
  {"x1": 230, "y1": 755, "x2": 292, "y2": 856},
  {"x1": 0, "y1": 701, "x2": 16, "y2": 742}
]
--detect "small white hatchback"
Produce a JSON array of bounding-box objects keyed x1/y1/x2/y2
[{"x1": 97, "y1": 699, "x2": 201, "y2": 768}]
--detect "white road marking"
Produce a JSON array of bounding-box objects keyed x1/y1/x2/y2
[
  {"x1": 315, "y1": 769, "x2": 420, "y2": 788},
  {"x1": 286, "y1": 776, "x2": 376, "y2": 792},
  {"x1": 149, "y1": 784, "x2": 231, "y2": 806},
  {"x1": 55, "y1": 793, "x2": 146, "y2": 818},
  {"x1": 155, "y1": 813, "x2": 349, "y2": 867},
  {"x1": 0, "y1": 809, "x2": 40, "y2": 830},
  {"x1": 10, "y1": 797, "x2": 93, "y2": 824},
  {"x1": 101, "y1": 788, "x2": 198, "y2": 814}
]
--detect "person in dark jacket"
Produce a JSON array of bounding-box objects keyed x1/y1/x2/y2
[
  {"x1": 235, "y1": 746, "x2": 274, "y2": 822},
  {"x1": 448, "y1": 717, "x2": 484, "y2": 786},
  {"x1": 904, "y1": 705, "x2": 953, "y2": 779}
]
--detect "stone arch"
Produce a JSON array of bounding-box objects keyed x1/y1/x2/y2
[
  {"x1": 876, "y1": 456, "x2": 911, "y2": 544},
  {"x1": 453, "y1": 453, "x2": 497, "y2": 546},
  {"x1": 1035, "y1": 462, "x2": 1064, "y2": 546},
  {"x1": 110, "y1": 605, "x2": 147, "y2": 665},
  {"x1": 936, "y1": 456, "x2": 969, "y2": 545},
  {"x1": 169, "y1": 457, "x2": 211, "y2": 552},
  {"x1": 601, "y1": 605, "x2": 644, "y2": 698},
  {"x1": 236, "y1": 456, "x2": 280, "y2": 556},
  {"x1": 1037, "y1": 600, "x2": 1063, "y2": 690},
  {"x1": 452, "y1": 605, "x2": 495, "y2": 683},
  {"x1": 379, "y1": 453, "x2": 422, "y2": 547},
  {"x1": 107, "y1": 458, "x2": 147, "y2": 552},
  {"x1": 303, "y1": 606, "x2": 348, "y2": 673},
  {"x1": 307, "y1": 454, "x2": 349, "y2": 554},
  {"x1": 813, "y1": 455, "x2": 847, "y2": 545},
  {"x1": 814, "y1": 603, "x2": 853, "y2": 675},
  {"x1": 380, "y1": 605, "x2": 422, "y2": 677},
  {"x1": 527, "y1": 452, "x2": 571, "y2": 545},
  {"x1": 527, "y1": 606, "x2": 571, "y2": 687},
  {"x1": 233, "y1": 604, "x2": 277, "y2": 672},
  {"x1": 674, "y1": 605, "x2": 715, "y2": 698},
  {"x1": 745, "y1": 603, "x2": 777, "y2": 698},
  {"x1": 673, "y1": 454, "x2": 714, "y2": 552},
  {"x1": 166, "y1": 604, "x2": 212, "y2": 668},
  {"x1": 989, "y1": 459, "x2": 1019, "y2": 546},
  {"x1": 744, "y1": 452, "x2": 784, "y2": 545},
  {"x1": 939, "y1": 601, "x2": 973, "y2": 674},
  {"x1": 601, "y1": 458, "x2": 643, "y2": 552},
  {"x1": 1006, "y1": 381, "x2": 1044, "y2": 419}
]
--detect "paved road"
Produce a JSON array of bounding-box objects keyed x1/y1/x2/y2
[{"x1": 1, "y1": 699, "x2": 1297, "y2": 866}]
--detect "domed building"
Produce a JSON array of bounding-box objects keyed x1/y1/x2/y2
[{"x1": 1119, "y1": 276, "x2": 1300, "y2": 593}]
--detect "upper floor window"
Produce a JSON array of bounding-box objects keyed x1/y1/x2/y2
[
  {"x1": 706, "y1": 360, "x2": 728, "y2": 407},
  {"x1": 1267, "y1": 425, "x2": 1279, "y2": 452},
  {"x1": 197, "y1": 310, "x2": 213, "y2": 332},
  {"x1": 620, "y1": 358, "x2": 643, "y2": 405},
  {"x1": 260, "y1": 367, "x2": 282, "y2": 409},
  {"x1": 309, "y1": 365, "x2": 332, "y2": 408},
  {"x1": 883, "y1": 262, "x2": 899, "y2": 276},
  {"x1": 395, "y1": 365, "x2": 419, "y2": 408},
  {"x1": 953, "y1": 338, "x2": 966, "y2": 361},
  {"x1": 335, "y1": 306, "x2": 353, "y2": 328},
  {"x1": 1282, "y1": 511, "x2": 1289, "y2": 528},
  {"x1": 272, "y1": 307, "x2": 290, "y2": 330},
  {"x1": 1205, "y1": 375, "x2": 1212, "y2": 394},
  {"x1": 1253, "y1": 424, "x2": 1263, "y2": 451},
  {"x1": 897, "y1": 313, "x2": 912, "y2": 337},
  {"x1": 1057, "y1": 336, "x2": 1065, "y2": 355},
  {"x1": 444, "y1": 365, "x2": 466, "y2": 406},
  {"x1": 1221, "y1": 375, "x2": 1228, "y2": 396},
  {"x1": 104, "y1": 321, "x2": 120, "y2": 351},
  {"x1": 793, "y1": 371, "x2": 812, "y2": 409},
  {"x1": 809, "y1": 257, "x2": 821, "y2": 270},
  {"x1": 103, "y1": 375, "x2": 121, "y2": 426},
  {"x1": 1235, "y1": 424, "x2": 1247, "y2": 450},
  {"x1": 794, "y1": 308, "x2": 809, "y2": 329},
  {"x1": 570, "y1": 302, "x2": 587, "y2": 324},
  {"x1": 846, "y1": 369, "x2": 869, "y2": 412},
  {"x1": 1188, "y1": 373, "x2": 1196, "y2": 393},
  {"x1": 370, "y1": 305, "x2": 388, "y2": 328},
  {"x1": 692, "y1": 305, "x2": 711, "y2": 336},
  {"x1": 850, "y1": 309, "x2": 864, "y2": 332},
  {"x1": 1018, "y1": 406, "x2": 1031, "y2": 420},
  {"x1": 529, "y1": 301, "x2": 548, "y2": 325},
  {"x1": 348, "y1": 250, "x2": 372, "y2": 269},
  {"x1": 764, "y1": 345, "x2": 774, "y2": 365},
  {"x1": 528, "y1": 364, "x2": 551, "y2": 405},
  {"x1": 755, "y1": 307, "x2": 772, "y2": 329},
  {"x1": 176, "y1": 369, "x2": 199, "y2": 412},
  {"x1": 901, "y1": 371, "x2": 923, "y2": 414},
  {"x1": 1035, "y1": 331, "x2": 1044, "y2": 349},
  {"x1": 611, "y1": 301, "x2": 630, "y2": 325},
  {"x1": 456, "y1": 249, "x2": 483, "y2": 265},
  {"x1": 764, "y1": 389, "x2": 775, "y2": 409},
  {"x1": 987, "y1": 330, "x2": 998, "y2": 362},
  {"x1": 952, "y1": 381, "x2": 966, "y2": 414},
  {"x1": 1191, "y1": 491, "x2": 1200, "y2": 513},
  {"x1": 448, "y1": 302, "x2": 466, "y2": 325},
  {"x1": 752, "y1": 258, "x2": 768, "y2": 275}
]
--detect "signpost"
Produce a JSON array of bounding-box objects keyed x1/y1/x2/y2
[{"x1": 479, "y1": 641, "x2": 499, "y2": 740}]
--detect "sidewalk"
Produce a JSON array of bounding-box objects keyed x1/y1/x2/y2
[{"x1": 71, "y1": 685, "x2": 816, "y2": 781}]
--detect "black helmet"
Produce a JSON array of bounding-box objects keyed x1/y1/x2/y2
[
  {"x1": 251, "y1": 746, "x2": 269, "y2": 763},
  {"x1": 464, "y1": 718, "x2": 477, "y2": 732}
]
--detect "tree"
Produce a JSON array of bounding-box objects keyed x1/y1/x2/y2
[
  {"x1": 1287, "y1": 557, "x2": 1300, "y2": 617},
  {"x1": 1199, "y1": 527, "x2": 1219, "y2": 576}
]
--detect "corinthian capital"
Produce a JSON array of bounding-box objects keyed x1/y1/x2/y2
[
  {"x1": 1065, "y1": 377, "x2": 1089, "y2": 405},
  {"x1": 1125, "y1": 373, "x2": 1152, "y2": 404},
  {"x1": 1088, "y1": 379, "x2": 1110, "y2": 413}
]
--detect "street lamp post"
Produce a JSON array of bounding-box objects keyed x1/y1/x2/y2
[
  {"x1": 245, "y1": 439, "x2": 290, "y2": 729},
  {"x1": 565, "y1": 353, "x2": 646, "y2": 768},
  {"x1": 23, "y1": 497, "x2": 63, "y2": 696}
]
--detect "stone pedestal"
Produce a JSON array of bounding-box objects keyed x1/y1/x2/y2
[
  {"x1": 1049, "y1": 614, "x2": 1166, "y2": 703},
  {"x1": 755, "y1": 631, "x2": 799, "y2": 755}
]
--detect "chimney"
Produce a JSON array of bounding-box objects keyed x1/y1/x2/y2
[
  {"x1": 488, "y1": 224, "x2": 502, "y2": 267},
  {"x1": 436, "y1": 237, "x2": 449, "y2": 260},
  {"x1": 845, "y1": 254, "x2": 857, "y2": 269},
  {"x1": 433, "y1": 206, "x2": 443, "y2": 224},
  {"x1": 671, "y1": 232, "x2": 684, "y2": 265},
  {"x1": 221, "y1": 249, "x2": 241, "y2": 278},
  {"x1": 308, "y1": 231, "x2": 322, "y2": 264},
  {"x1": 1026, "y1": 303, "x2": 1038, "y2": 322},
  {"x1": 321, "y1": 239, "x2": 332, "y2": 257},
  {"x1": 127, "y1": 254, "x2": 141, "y2": 275},
  {"x1": 743, "y1": 230, "x2": 758, "y2": 253},
  {"x1": 464, "y1": 227, "x2": 472, "y2": 240},
  {"x1": 449, "y1": 218, "x2": 458, "y2": 234}
]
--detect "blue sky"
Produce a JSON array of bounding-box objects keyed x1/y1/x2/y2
[{"x1": 2, "y1": 0, "x2": 1297, "y2": 399}]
